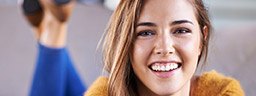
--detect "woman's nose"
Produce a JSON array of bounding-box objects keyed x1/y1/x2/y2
[{"x1": 154, "y1": 33, "x2": 175, "y2": 56}]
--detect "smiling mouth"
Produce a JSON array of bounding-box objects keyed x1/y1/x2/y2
[{"x1": 149, "y1": 63, "x2": 182, "y2": 72}]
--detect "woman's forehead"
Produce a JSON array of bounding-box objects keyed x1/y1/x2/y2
[{"x1": 138, "y1": 0, "x2": 197, "y2": 25}]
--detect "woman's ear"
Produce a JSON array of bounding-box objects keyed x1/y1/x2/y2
[
  {"x1": 199, "y1": 26, "x2": 208, "y2": 55},
  {"x1": 203, "y1": 26, "x2": 209, "y2": 42}
]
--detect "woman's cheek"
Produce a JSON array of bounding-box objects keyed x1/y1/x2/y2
[
  {"x1": 133, "y1": 40, "x2": 152, "y2": 62},
  {"x1": 178, "y1": 39, "x2": 201, "y2": 70}
]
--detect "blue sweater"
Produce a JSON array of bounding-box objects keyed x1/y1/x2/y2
[{"x1": 30, "y1": 44, "x2": 86, "y2": 96}]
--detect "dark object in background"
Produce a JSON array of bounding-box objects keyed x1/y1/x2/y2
[
  {"x1": 22, "y1": 0, "x2": 42, "y2": 15},
  {"x1": 54, "y1": 0, "x2": 71, "y2": 5}
]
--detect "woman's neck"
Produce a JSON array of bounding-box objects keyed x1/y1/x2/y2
[{"x1": 137, "y1": 79, "x2": 192, "y2": 96}]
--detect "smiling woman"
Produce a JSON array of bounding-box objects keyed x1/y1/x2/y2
[{"x1": 85, "y1": 0, "x2": 245, "y2": 96}]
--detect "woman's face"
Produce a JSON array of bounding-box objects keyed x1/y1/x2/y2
[{"x1": 131, "y1": 0, "x2": 202, "y2": 95}]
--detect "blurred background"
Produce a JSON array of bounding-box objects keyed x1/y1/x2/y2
[{"x1": 0, "y1": 0, "x2": 255, "y2": 95}]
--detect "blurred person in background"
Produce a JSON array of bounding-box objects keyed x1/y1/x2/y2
[{"x1": 22, "y1": 0, "x2": 86, "y2": 96}]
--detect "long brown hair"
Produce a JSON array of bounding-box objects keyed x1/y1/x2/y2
[
  {"x1": 101, "y1": 0, "x2": 211, "y2": 95},
  {"x1": 190, "y1": 0, "x2": 212, "y2": 67},
  {"x1": 102, "y1": 0, "x2": 143, "y2": 95}
]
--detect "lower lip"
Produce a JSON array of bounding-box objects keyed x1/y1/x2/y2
[{"x1": 151, "y1": 67, "x2": 180, "y2": 78}]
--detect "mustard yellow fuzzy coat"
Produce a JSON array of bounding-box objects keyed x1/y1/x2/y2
[{"x1": 84, "y1": 70, "x2": 244, "y2": 96}]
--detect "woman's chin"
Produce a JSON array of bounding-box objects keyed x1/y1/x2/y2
[{"x1": 147, "y1": 84, "x2": 181, "y2": 96}]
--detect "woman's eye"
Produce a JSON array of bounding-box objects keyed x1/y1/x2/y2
[
  {"x1": 173, "y1": 28, "x2": 191, "y2": 34},
  {"x1": 137, "y1": 30, "x2": 155, "y2": 37}
]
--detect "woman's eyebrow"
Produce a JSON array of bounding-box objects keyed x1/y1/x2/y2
[
  {"x1": 136, "y1": 22, "x2": 156, "y2": 27},
  {"x1": 171, "y1": 20, "x2": 194, "y2": 25},
  {"x1": 136, "y1": 20, "x2": 193, "y2": 27}
]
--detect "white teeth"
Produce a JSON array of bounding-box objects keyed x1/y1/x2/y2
[
  {"x1": 157, "y1": 66, "x2": 160, "y2": 71},
  {"x1": 151, "y1": 63, "x2": 179, "y2": 72},
  {"x1": 160, "y1": 66, "x2": 165, "y2": 71}
]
